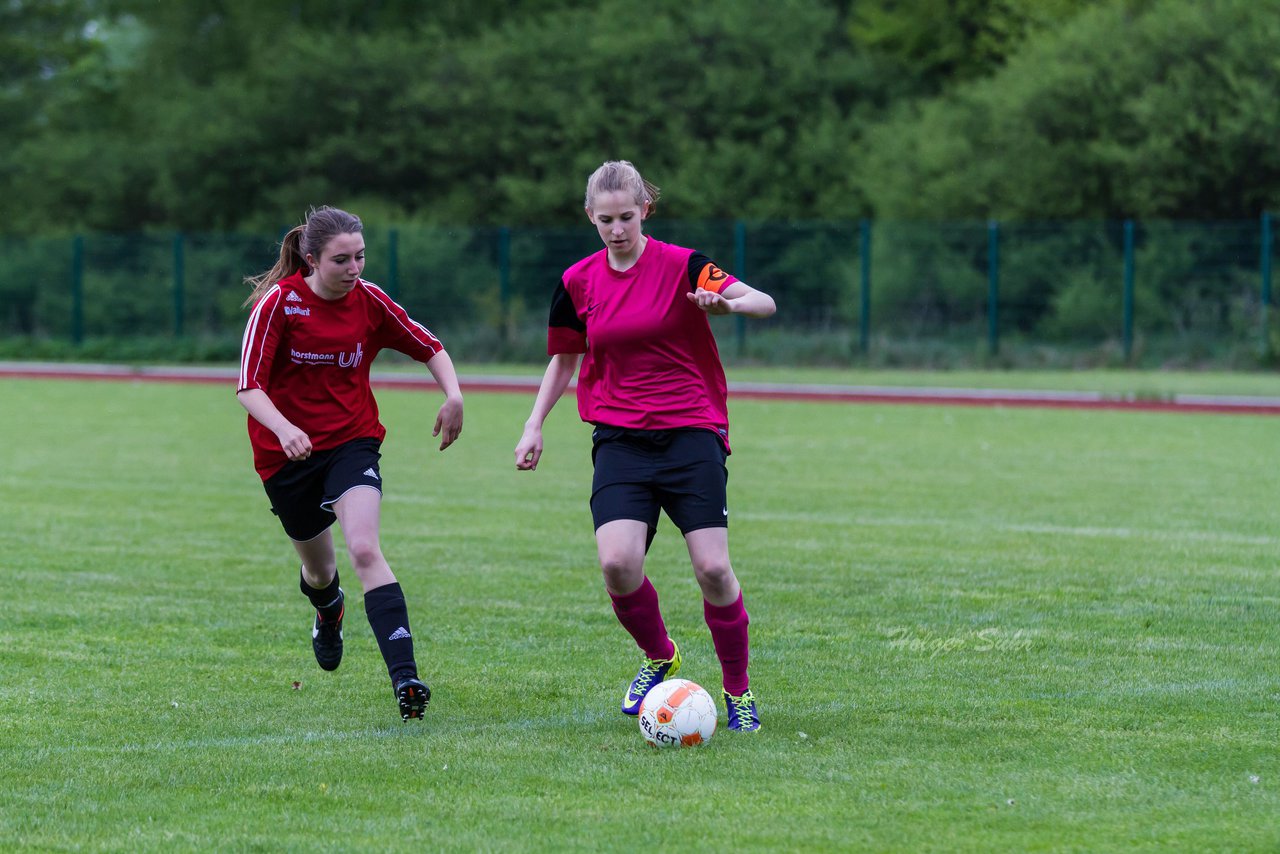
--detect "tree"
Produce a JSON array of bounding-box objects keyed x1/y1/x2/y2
[
  {"x1": 10, "y1": 0, "x2": 892, "y2": 231},
  {"x1": 849, "y1": 0, "x2": 1103, "y2": 91},
  {"x1": 861, "y1": 0, "x2": 1280, "y2": 221}
]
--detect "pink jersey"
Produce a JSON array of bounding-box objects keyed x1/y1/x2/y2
[
  {"x1": 239, "y1": 271, "x2": 444, "y2": 480},
  {"x1": 547, "y1": 237, "x2": 738, "y2": 449}
]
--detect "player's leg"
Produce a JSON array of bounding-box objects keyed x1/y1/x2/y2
[
  {"x1": 330, "y1": 484, "x2": 393, "y2": 591},
  {"x1": 265, "y1": 455, "x2": 346, "y2": 672},
  {"x1": 292, "y1": 529, "x2": 345, "y2": 672},
  {"x1": 685, "y1": 528, "x2": 758, "y2": 731},
  {"x1": 685, "y1": 526, "x2": 739, "y2": 605},
  {"x1": 332, "y1": 484, "x2": 428, "y2": 720},
  {"x1": 596, "y1": 517, "x2": 649, "y2": 597},
  {"x1": 664, "y1": 430, "x2": 760, "y2": 732},
  {"x1": 596, "y1": 518, "x2": 682, "y2": 714}
]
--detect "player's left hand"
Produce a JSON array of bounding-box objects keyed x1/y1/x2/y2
[
  {"x1": 433, "y1": 396, "x2": 464, "y2": 450},
  {"x1": 687, "y1": 289, "x2": 734, "y2": 315}
]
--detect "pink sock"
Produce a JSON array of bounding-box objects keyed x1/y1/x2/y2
[
  {"x1": 609, "y1": 577, "x2": 675, "y2": 660},
  {"x1": 704, "y1": 592, "x2": 750, "y2": 695}
]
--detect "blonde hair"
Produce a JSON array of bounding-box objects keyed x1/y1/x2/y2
[
  {"x1": 584, "y1": 160, "x2": 660, "y2": 214},
  {"x1": 242, "y1": 206, "x2": 363, "y2": 307}
]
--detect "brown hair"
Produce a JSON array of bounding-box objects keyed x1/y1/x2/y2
[
  {"x1": 584, "y1": 160, "x2": 660, "y2": 215},
  {"x1": 242, "y1": 206, "x2": 363, "y2": 307}
]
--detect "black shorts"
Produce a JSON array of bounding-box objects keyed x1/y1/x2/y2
[
  {"x1": 590, "y1": 426, "x2": 728, "y2": 536},
  {"x1": 262, "y1": 438, "x2": 383, "y2": 541}
]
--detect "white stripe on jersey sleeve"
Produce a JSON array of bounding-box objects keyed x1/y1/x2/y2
[
  {"x1": 360, "y1": 281, "x2": 443, "y2": 352},
  {"x1": 239, "y1": 285, "x2": 280, "y2": 391}
]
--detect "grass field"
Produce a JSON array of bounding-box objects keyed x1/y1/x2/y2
[
  {"x1": 1, "y1": 375, "x2": 1277, "y2": 851},
  {"x1": 453, "y1": 362, "x2": 1280, "y2": 397}
]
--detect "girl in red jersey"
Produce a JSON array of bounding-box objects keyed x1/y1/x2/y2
[
  {"x1": 238, "y1": 206, "x2": 463, "y2": 721},
  {"x1": 514, "y1": 161, "x2": 776, "y2": 731}
]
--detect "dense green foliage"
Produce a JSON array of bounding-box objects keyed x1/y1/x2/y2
[
  {"x1": 6, "y1": 0, "x2": 1276, "y2": 233},
  {"x1": 4, "y1": 0, "x2": 1279, "y2": 369},
  {"x1": 863, "y1": 0, "x2": 1280, "y2": 220}
]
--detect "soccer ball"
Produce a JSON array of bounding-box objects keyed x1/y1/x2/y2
[{"x1": 638, "y1": 679, "x2": 717, "y2": 748}]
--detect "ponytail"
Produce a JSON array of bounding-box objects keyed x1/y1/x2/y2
[
  {"x1": 242, "y1": 225, "x2": 308, "y2": 308},
  {"x1": 242, "y1": 206, "x2": 363, "y2": 308}
]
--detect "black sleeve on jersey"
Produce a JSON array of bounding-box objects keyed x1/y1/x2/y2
[
  {"x1": 687, "y1": 252, "x2": 720, "y2": 291},
  {"x1": 548, "y1": 281, "x2": 586, "y2": 333}
]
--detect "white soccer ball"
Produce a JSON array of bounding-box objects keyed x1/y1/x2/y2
[{"x1": 638, "y1": 678, "x2": 717, "y2": 748}]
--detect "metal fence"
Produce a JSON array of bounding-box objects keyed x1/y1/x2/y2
[{"x1": 0, "y1": 217, "x2": 1273, "y2": 365}]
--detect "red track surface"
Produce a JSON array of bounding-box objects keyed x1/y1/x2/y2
[{"x1": 3, "y1": 362, "x2": 1280, "y2": 415}]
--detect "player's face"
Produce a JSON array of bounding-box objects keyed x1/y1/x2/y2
[
  {"x1": 587, "y1": 190, "x2": 646, "y2": 260},
  {"x1": 307, "y1": 232, "x2": 366, "y2": 300}
]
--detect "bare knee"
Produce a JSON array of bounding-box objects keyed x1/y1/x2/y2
[
  {"x1": 345, "y1": 537, "x2": 385, "y2": 574},
  {"x1": 599, "y1": 551, "x2": 644, "y2": 594},
  {"x1": 301, "y1": 558, "x2": 338, "y2": 588},
  {"x1": 692, "y1": 557, "x2": 736, "y2": 598}
]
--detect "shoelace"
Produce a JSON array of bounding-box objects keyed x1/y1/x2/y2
[
  {"x1": 727, "y1": 692, "x2": 755, "y2": 723},
  {"x1": 632, "y1": 658, "x2": 667, "y2": 697},
  {"x1": 317, "y1": 609, "x2": 343, "y2": 635}
]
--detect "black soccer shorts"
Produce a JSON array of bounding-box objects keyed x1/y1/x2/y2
[
  {"x1": 262, "y1": 437, "x2": 383, "y2": 541},
  {"x1": 589, "y1": 426, "x2": 729, "y2": 536}
]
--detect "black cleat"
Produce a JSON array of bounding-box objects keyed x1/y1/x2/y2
[
  {"x1": 395, "y1": 676, "x2": 431, "y2": 721},
  {"x1": 311, "y1": 589, "x2": 344, "y2": 672}
]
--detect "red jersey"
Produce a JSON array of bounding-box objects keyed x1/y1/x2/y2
[
  {"x1": 239, "y1": 271, "x2": 444, "y2": 480},
  {"x1": 546, "y1": 237, "x2": 738, "y2": 450}
]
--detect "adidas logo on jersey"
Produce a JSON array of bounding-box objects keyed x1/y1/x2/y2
[
  {"x1": 363, "y1": 467, "x2": 379, "y2": 480},
  {"x1": 285, "y1": 291, "x2": 303, "y2": 302},
  {"x1": 388, "y1": 626, "x2": 411, "y2": 641}
]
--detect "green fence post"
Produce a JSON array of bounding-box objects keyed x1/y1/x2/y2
[
  {"x1": 987, "y1": 220, "x2": 999, "y2": 356},
  {"x1": 71, "y1": 234, "x2": 84, "y2": 346},
  {"x1": 1122, "y1": 219, "x2": 1135, "y2": 363},
  {"x1": 172, "y1": 233, "x2": 185, "y2": 337},
  {"x1": 387, "y1": 229, "x2": 399, "y2": 300},
  {"x1": 1261, "y1": 212, "x2": 1272, "y2": 352},
  {"x1": 733, "y1": 220, "x2": 747, "y2": 357},
  {"x1": 498, "y1": 226, "x2": 512, "y2": 344},
  {"x1": 859, "y1": 219, "x2": 871, "y2": 356}
]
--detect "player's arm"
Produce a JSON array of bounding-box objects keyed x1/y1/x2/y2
[
  {"x1": 685, "y1": 253, "x2": 776, "y2": 318},
  {"x1": 426, "y1": 350, "x2": 464, "y2": 451},
  {"x1": 516, "y1": 279, "x2": 587, "y2": 471},
  {"x1": 688, "y1": 280, "x2": 776, "y2": 317},
  {"x1": 236, "y1": 388, "x2": 312, "y2": 461},
  {"x1": 238, "y1": 288, "x2": 311, "y2": 459},
  {"x1": 514, "y1": 353, "x2": 581, "y2": 471}
]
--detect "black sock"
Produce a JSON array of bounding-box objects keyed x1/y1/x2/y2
[
  {"x1": 364, "y1": 582, "x2": 417, "y2": 685},
  {"x1": 300, "y1": 569, "x2": 343, "y2": 621}
]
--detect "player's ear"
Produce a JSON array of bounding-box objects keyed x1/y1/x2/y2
[{"x1": 584, "y1": 206, "x2": 594, "y2": 223}]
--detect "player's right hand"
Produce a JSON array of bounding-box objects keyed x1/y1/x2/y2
[
  {"x1": 277, "y1": 425, "x2": 313, "y2": 461},
  {"x1": 514, "y1": 428, "x2": 543, "y2": 471}
]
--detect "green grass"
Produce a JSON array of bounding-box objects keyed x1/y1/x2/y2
[
  {"x1": 442, "y1": 359, "x2": 1280, "y2": 397},
  {"x1": 1, "y1": 377, "x2": 1277, "y2": 851}
]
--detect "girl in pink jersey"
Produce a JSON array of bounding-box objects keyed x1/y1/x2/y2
[
  {"x1": 514, "y1": 161, "x2": 776, "y2": 731},
  {"x1": 238, "y1": 206, "x2": 464, "y2": 721}
]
